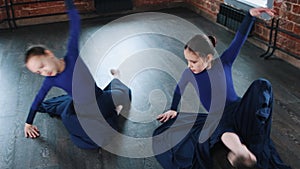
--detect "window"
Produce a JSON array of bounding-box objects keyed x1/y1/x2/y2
[
  {"x1": 236, "y1": 0, "x2": 268, "y2": 7},
  {"x1": 224, "y1": 0, "x2": 274, "y2": 9},
  {"x1": 224, "y1": 0, "x2": 274, "y2": 19}
]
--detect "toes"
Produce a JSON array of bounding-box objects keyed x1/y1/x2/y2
[
  {"x1": 227, "y1": 148, "x2": 257, "y2": 168},
  {"x1": 110, "y1": 69, "x2": 120, "y2": 77},
  {"x1": 227, "y1": 151, "x2": 236, "y2": 167},
  {"x1": 115, "y1": 105, "x2": 123, "y2": 115}
]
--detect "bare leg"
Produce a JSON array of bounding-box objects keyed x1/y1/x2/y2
[
  {"x1": 110, "y1": 69, "x2": 123, "y2": 114},
  {"x1": 115, "y1": 105, "x2": 123, "y2": 115},
  {"x1": 221, "y1": 132, "x2": 257, "y2": 167},
  {"x1": 110, "y1": 68, "x2": 120, "y2": 79}
]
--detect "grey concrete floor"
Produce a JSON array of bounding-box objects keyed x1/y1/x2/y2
[{"x1": 0, "y1": 7, "x2": 299, "y2": 169}]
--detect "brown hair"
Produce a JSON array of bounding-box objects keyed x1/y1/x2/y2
[
  {"x1": 184, "y1": 34, "x2": 216, "y2": 58},
  {"x1": 24, "y1": 45, "x2": 47, "y2": 63}
]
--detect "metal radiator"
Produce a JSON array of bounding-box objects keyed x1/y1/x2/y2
[
  {"x1": 217, "y1": 3, "x2": 246, "y2": 32},
  {"x1": 94, "y1": 0, "x2": 133, "y2": 13}
]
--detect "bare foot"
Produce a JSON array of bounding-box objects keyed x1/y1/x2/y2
[
  {"x1": 115, "y1": 105, "x2": 123, "y2": 115},
  {"x1": 110, "y1": 69, "x2": 120, "y2": 79},
  {"x1": 221, "y1": 132, "x2": 257, "y2": 167},
  {"x1": 227, "y1": 145, "x2": 257, "y2": 167}
]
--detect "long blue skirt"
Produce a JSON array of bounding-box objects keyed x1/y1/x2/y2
[
  {"x1": 153, "y1": 78, "x2": 291, "y2": 169},
  {"x1": 37, "y1": 78, "x2": 131, "y2": 149}
]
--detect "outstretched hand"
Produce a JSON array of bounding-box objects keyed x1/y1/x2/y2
[
  {"x1": 156, "y1": 110, "x2": 178, "y2": 123},
  {"x1": 64, "y1": 0, "x2": 75, "y2": 10},
  {"x1": 24, "y1": 123, "x2": 40, "y2": 138},
  {"x1": 249, "y1": 7, "x2": 276, "y2": 18}
]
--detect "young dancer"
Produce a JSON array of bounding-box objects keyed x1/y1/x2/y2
[
  {"x1": 154, "y1": 7, "x2": 291, "y2": 169},
  {"x1": 24, "y1": 0, "x2": 131, "y2": 149}
]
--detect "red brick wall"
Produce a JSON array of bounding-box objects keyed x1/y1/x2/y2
[
  {"x1": 0, "y1": 0, "x2": 181, "y2": 23},
  {"x1": 268, "y1": 1, "x2": 300, "y2": 66},
  {"x1": 0, "y1": 0, "x2": 299, "y2": 66},
  {"x1": 186, "y1": 0, "x2": 300, "y2": 67},
  {"x1": 186, "y1": 0, "x2": 222, "y2": 20},
  {"x1": 0, "y1": 0, "x2": 94, "y2": 28},
  {"x1": 0, "y1": 0, "x2": 7, "y2": 21},
  {"x1": 10, "y1": 0, "x2": 94, "y2": 18}
]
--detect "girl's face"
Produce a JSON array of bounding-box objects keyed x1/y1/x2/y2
[
  {"x1": 184, "y1": 48, "x2": 211, "y2": 74},
  {"x1": 26, "y1": 50, "x2": 62, "y2": 77}
]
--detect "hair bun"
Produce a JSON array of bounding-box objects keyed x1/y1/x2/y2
[{"x1": 208, "y1": 35, "x2": 217, "y2": 47}]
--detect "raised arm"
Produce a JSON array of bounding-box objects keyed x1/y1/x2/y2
[
  {"x1": 64, "y1": 0, "x2": 80, "y2": 62},
  {"x1": 221, "y1": 7, "x2": 275, "y2": 64},
  {"x1": 24, "y1": 0, "x2": 80, "y2": 138}
]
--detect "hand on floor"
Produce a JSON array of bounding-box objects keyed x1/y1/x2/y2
[
  {"x1": 157, "y1": 110, "x2": 177, "y2": 123},
  {"x1": 24, "y1": 123, "x2": 40, "y2": 138}
]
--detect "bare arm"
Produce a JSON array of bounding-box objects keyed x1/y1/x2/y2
[{"x1": 249, "y1": 7, "x2": 275, "y2": 17}]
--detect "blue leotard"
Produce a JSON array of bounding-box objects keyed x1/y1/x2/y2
[
  {"x1": 26, "y1": 2, "x2": 81, "y2": 124},
  {"x1": 171, "y1": 12, "x2": 255, "y2": 112},
  {"x1": 154, "y1": 11, "x2": 291, "y2": 169},
  {"x1": 25, "y1": 0, "x2": 132, "y2": 149}
]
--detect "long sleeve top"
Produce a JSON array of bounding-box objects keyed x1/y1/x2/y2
[
  {"x1": 26, "y1": 2, "x2": 81, "y2": 124},
  {"x1": 170, "y1": 12, "x2": 256, "y2": 112}
]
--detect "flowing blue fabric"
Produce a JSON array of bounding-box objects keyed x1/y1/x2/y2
[
  {"x1": 38, "y1": 79, "x2": 131, "y2": 149},
  {"x1": 153, "y1": 79, "x2": 291, "y2": 169}
]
